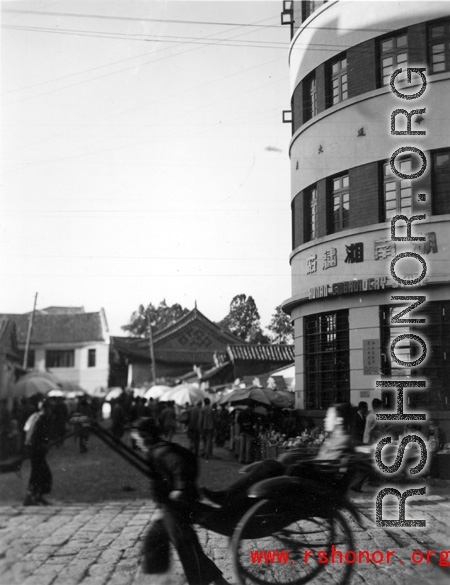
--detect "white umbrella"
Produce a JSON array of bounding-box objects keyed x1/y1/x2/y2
[
  {"x1": 144, "y1": 385, "x2": 173, "y2": 400},
  {"x1": 161, "y1": 384, "x2": 206, "y2": 406},
  {"x1": 105, "y1": 387, "x2": 125, "y2": 401},
  {"x1": 12, "y1": 371, "x2": 60, "y2": 398},
  {"x1": 47, "y1": 389, "x2": 66, "y2": 398}
]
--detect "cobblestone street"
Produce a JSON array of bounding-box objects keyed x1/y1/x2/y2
[{"x1": 1, "y1": 489, "x2": 449, "y2": 585}]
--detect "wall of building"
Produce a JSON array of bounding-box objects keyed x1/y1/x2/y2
[
  {"x1": 33, "y1": 342, "x2": 109, "y2": 393},
  {"x1": 286, "y1": 1, "x2": 450, "y2": 441}
]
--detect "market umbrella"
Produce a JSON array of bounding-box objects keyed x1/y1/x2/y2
[
  {"x1": 161, "y1": 384, "x2": 206, "y2": 406},
  {"x1": 12, "y1": 371, "x2": 60, "y2": 398},
  {"x1": 271, "y1": 390, "x2": 295, "y2": 409},
  {"x1": 262, "y1": 388, "x2": 295, "y2": 409},
  {"x1": 144, "y1": 385, "x2": 173, "y2": 400},
  {"x1": 221, "y1": 385, "x2": 271, "y2": 407},
  {"x1": 105, "y1": 387, "x2": 125, "y2": 401},
  {"x1": 47, "y1": 388, "x2": 66, "y2": 398}
]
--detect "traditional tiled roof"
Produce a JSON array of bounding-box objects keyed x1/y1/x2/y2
[
  {"x1": 110, "y1": 336, "x2": 227, "y2": 365},
  {"x1": 153, "y1": 307, "x2": 244, "y2": 346},
  {"x1": 0, "y1": 311, "x2": 107, "y2": 345},
  {"x1": 226, "y1": 344, "x2": 295, "y2": 363},
  {"x1": 154, "y1": 350, "x2": 226, "y2": 365}
]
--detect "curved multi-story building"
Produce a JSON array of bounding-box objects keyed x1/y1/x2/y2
[{"x1": 283, "y1": 1, "x2": 450, "y2": 438}]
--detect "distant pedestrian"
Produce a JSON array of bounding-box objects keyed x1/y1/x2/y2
[
  {"x1": 76, "y1": 398, "x2": 94, "y2": 454},
  {"x1": 52, "y1": 397, "x2": 69, "y2": 448},
  {"x1": 111, "y1": 396, "x2": 127, "y2": 440},
  {"x1": 215, "y1": 405, "x2": 230, "y2": 448},
  {"x1": 363, "y1": 398, "x2": 384, "y2": 444},
  {"x1": 237, "y1": 404, "x2": 257, "y2": 464},
  {"x1": 199, "y1": 398, "x2": 215, "y2": 459},
  {"x1": 160, "y1": 401, "x2": 177, "y2": 441},
  {"x1": 350, "y1": 401, "x2": 368, "y2": 444},
  {"x1": 187, "y1": 401, "x2": 202, "y2": 456},
  {"x1": 23, "y1": 397, "x2": 53, "y2": 506},
  {"x1": 147, "y1": 398, "x2": 159, "y2": 423}
]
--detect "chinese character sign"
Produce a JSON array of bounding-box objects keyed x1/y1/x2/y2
[{"x1": 363, "y1": 339, "x2": 381, "y2": 375}]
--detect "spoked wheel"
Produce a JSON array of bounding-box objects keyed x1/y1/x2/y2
[{"x1": 231, "y1": 499, "x2": 355, "y2": 585}]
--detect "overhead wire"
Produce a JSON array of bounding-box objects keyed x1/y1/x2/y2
[
  {"x1": 3, "y1": 11, "x2": 288, "y2": 167},
  {"x1": 2, "y1": 7, "x2": 394, "y2": 34}
]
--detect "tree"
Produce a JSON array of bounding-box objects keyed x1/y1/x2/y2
[
  {"x1": 267, "y1": 305, "x2": 294, "y2": 344},
  {"x1": 219, "y1": 294, "x2": 270, "y2": 344},
  {"x1": 122, "y1": 299, "x2": 189, "y2": 337}
]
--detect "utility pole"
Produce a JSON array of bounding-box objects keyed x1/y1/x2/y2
[
  {"x1": 23, "y1": 292, "x2": 38, "y2": 369},
  {"x1": 147, "y1": 309, "x2": 157, "y2": 384}
]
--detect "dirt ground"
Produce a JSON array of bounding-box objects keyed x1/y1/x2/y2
[{"x1": 0, "y1": 429, "x2": 244, "y2": 505}]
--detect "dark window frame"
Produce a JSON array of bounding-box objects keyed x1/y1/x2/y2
[
  {"x1": 18, "y1": 349, "x2": 35, "y2": 369},
  {"x1": 380, "y1": 302, "x2": 450, "y2": 411},
  {"x1": 377, "y1": 30, "x2": 408, "y2": 87},
  {"x1": 88, "y1": 348, "x2": 96, "y2": 368},
  {"x1": 304, "y1": 185, "x2": 318, "y2": 242},
  {"x1": 328, "y1": 173, "x2": 350, "y2": 234},
  {"x1": 303, "y1": 72, "x2": 317, "y2": 123},
  {"x1": 46, "y1": 349, "x2": 75, "y2": 368},
  {"x1": 304, "y1": 310, "x2": 350, "y2": 410},
  {"x1": 328, "y1": 54, "x2": 348, "y2": 107},
  {"x1": 432, "y1": 148, "x2": 450, "y2": 215},
  {"x1": 382, "y1": 158, "x2": 413, "y2": 221},
  {"x1": 428, "y1": 18, "x2": 450, "y2": 74}
]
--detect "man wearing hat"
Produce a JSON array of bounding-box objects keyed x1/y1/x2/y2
[{"x1": 132, "y1": 417, "x2": 230, "y2": 585}]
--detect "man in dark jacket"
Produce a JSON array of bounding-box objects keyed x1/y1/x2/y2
[
  {"x1": 23, "y1": 397, "x2": 53, "y2": 505},
  {"x1": 133, "y1": 418, "x2": 230, "y2": 585}
]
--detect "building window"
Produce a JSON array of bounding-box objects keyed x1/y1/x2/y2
[
  {"x1": 379, "y1": 32, "x2": 408, "y2": 86},
  {"x1": 18, "y1": 349, "x2": 35, "y2": 369},
  {"x1": 303, "y1": 74, "x2": 317, "y2": 123},
  {"x1": 304, "y1": 310, "x2": 350, "y2": 410},
  {"x1": 383, "y1": 159, "x2": 412, "y2": 220},
  {"x1": 302, "y1": 1, "x2": 316, "y2": 22},
  {"x1": 88, "y1": 349, "x2": 96, "y2": 368},
  {"x1": 432, "y1": 149, "x2": 450, "y2": 215},
  {"x1": 304, "y1": 186, "x2": 318, "y2": 242},
  {"x1": 429, "y1": 20, "x2": 450, "y2": 74},
  {"x1": 380, "y1": 302, "x2": 450, "y2": 411},
  {"x1": 329, "y1": 174, "x2": 349, "y2": 233},
  {"x1": 330, "y1": 55, "x2": 348, "y2": 106},
  {"x1": 46, "y1": 350, "x2": 74, "y2": 368}
]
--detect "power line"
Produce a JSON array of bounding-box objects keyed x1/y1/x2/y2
[
  {"x1": 2, "y1": 8, "x2": 283, "y2": 29},
  {"x1": 2, "y1": 24, "x2": 289, "y2": 49},
  {"x1": 2, "y1": 8, "x2": 394, "y2": 34}
]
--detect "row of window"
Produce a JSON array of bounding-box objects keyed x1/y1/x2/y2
[
  {"x1": 297, "y1": 19, "x2": 450, "y2": 127},
  {"x1": 296, "y1": 148, "x2": 450, "y2": 246},
  {"x1": 19, "y1": 348, "x2": 96, "y2": 369},
  {"x1": 303, "y1": 302, "x2": 450, "y2": 411}
]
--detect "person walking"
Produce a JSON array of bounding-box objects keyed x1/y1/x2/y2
[
  {"x1": 132, "y1": 418, "x2": 230, "y2": 585},
  {"x1": 187, "y1": 400, "x2": 202, "y2": 456},
  {"x1": 350, "y1": 401, "x2": 368, "y2": 444},
  {"x1": 160, "y1": 401, "x2": 177, "y2": 442},
  {"x1": 23, "y1": 397, "x2": 54, "y2": 506},
  {"x1": 199, "y1": 398, "x2": 215, "y2": 459},
  {"x1": 237, "y1": 404, "x2": 257, "y2": 464}
]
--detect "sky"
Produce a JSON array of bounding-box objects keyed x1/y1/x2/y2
[{"x1": 1, "y1": 0, "x2": 292, "y2": 336}]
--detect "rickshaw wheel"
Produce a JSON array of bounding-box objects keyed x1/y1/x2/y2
[{"x1": 231, "y1": 499, "x2": 354, "y2": 585}]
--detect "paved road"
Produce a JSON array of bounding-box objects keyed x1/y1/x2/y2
[{"x1": 0, "y1": 488, "x2": 449, "y2": 585}]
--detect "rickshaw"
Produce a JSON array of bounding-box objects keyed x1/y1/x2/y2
[{"x1": 88, "y1": 421, "x2": 365, "y2": 585}]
